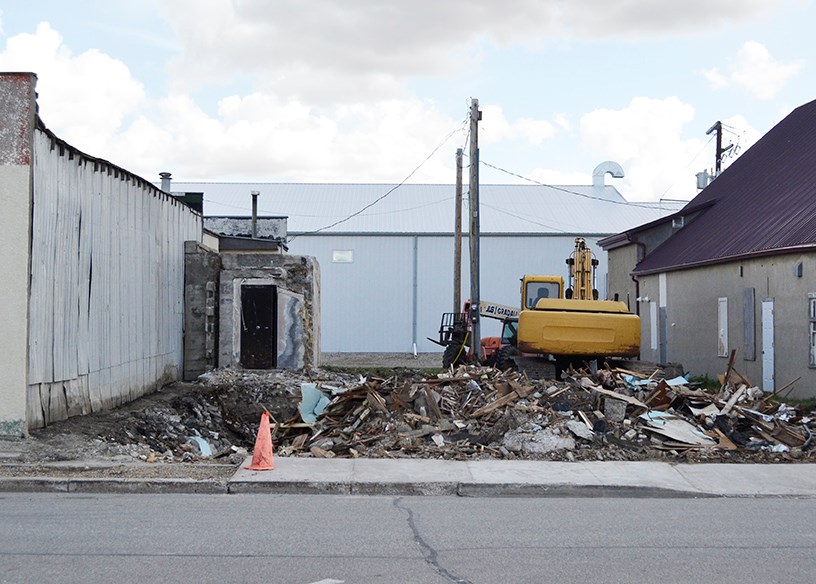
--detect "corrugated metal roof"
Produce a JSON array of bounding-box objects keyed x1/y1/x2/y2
[
  {"x1": 634, "y1": 99, "x2": 816, "y2": 275},
  {"x1": 168, "y1": 182, "x2": 683, "y2": 235}
]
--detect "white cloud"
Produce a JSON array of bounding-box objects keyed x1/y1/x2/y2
[
  {"x1": 104, "y1": 92, "x2": 467, "y2": 183},
  {"x1": 705, "y1": 41, "x2": 804, "y2": 100},
  {"x1": 478, "y1": 105, "x2": 557, "y2": 147},
  {"x1": 0, "y1": 22, "x2": 145, "y2": 156},
  {"x1": 157, "y1": 0, "x2": 790, "y2": 100},
  {"x1": 579, "y1": 97, "x2": 707, "y2": 201},
  {"x1": 717, "y1": 114, "x2": 762, "y2": 171},
  {"x1": 0, "y1": 21, "x2": 467, "y2": 183},
  {"x1": 554, "y1": 114, "x2": 571, "y2": 131}
]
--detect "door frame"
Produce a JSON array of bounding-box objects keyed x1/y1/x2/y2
[{"x1": 233, "y1": 278, "x2": 278, "y2": 368}]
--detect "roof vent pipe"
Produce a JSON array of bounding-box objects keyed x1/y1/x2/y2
[
  {"x1": 251, "y1": 191, "x2": 259, "y2": 238},
  {"x1": 159, "y1": 171, "x2": 172, "y2": 193},
  {"x1": 592, "y1": 161, "x2": 625, "y2": 188}
]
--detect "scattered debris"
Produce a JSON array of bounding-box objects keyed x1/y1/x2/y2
[{"x1": 19, "y1": 360, "x2": 816, "y2": 465}]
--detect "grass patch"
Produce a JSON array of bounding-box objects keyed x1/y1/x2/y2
[{"x1": 687, "y1": 375, "x2": 720, "y2": 391}]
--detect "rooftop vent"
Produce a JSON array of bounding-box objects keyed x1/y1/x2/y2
[{"x1": 592, "y1": 161, "x2": 625, "y2": 187}]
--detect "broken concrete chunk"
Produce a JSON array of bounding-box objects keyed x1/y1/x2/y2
[
  {"x1": 604, "y1": 398, "x2": 627, "y2": 423},
  {"x1": 502, "y1": 427, "x2": 575, "y2": 454},
  {"x1": 566, "y1": 420, "x2": 594, "y2": 441}
]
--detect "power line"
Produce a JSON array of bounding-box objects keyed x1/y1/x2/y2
[
  {"x1": 479, "y1": 201, "x2": 568, "y2": 233},
  {"x1": 288, "y1": 117, "x2": 468, "y2": 242},
  {"x1": 657, "y1": 134, "x2": 715, "y2": 199},
  {"x1": 478, "y1": 160, "x2": 674, "y2": 209}
]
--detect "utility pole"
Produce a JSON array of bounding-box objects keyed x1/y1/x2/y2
[
  {"x1": 468, "y1": 99, "x2": 482, "y2": 362},
  {"x1": 706, "y1": 121, "x2": 733, "y2": 177},
  {"x1": 454, "y1": 148, "x2": 463, "y2": 312}
]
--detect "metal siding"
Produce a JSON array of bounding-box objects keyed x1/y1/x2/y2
[
  {"x1": 416, "y1": 236, "x2": 455, "y2": 351},
  {"x1": 172, "y1": 182, "x2": 682, "y2": 236},
  {"x1": 27, "y1": 130, "x2": 201, "y2": 427},
  {"x1": 291, "y1": 232, "x2": 609, "y2": 353},
  {"x1": 289, "y1": 235, "x2": 415, "y2": 352}
]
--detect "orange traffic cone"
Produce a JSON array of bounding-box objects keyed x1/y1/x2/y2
[{"x1": 244, "y1": 411, "x2": 275, "y2": 470}]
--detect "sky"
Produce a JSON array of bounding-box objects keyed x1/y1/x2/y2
[{"x1": 0, "y1": 0, "x2": 813, "y2": 201}]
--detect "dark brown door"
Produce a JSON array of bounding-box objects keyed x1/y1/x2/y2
[{"x1": 240, "y1": 284, "x2": 277, "y2": 369}]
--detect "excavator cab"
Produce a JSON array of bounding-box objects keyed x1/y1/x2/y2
[{"x1": 522, "y1": 276, "x2": 564, "y2": 308}]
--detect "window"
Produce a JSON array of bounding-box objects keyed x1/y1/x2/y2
[
  {"x1": 525, "y1": 281, "x2": 560, "y2": 308},
  {"x1": 718, "y1": 297, "x2": 728, "y2": 357},
  {"x1": 332, "y1": 250, "x2": 353, "y2": 263},
  {"x1": 809, "y1": 294, "x2": 816, "y2": 367}
]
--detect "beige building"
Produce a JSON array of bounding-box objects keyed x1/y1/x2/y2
[{"x1": 601, "y1": 100, "x2": 816, "y2": 398}]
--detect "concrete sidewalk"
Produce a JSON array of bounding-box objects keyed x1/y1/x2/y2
[
  {"x1": 2, "y1": 457, "x2": 816, "y2": 497},
  {"x1": 230, "y1": 457, "x2": 816, "y2": 497}
]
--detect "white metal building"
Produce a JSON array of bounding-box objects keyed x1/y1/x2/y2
[{"x1": 170, "y1": 172, "x2": 683, "y2": 354}]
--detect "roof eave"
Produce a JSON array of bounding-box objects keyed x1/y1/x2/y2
[{"x1": 632, "y1": 243, "x2": 816, "y2": 276}]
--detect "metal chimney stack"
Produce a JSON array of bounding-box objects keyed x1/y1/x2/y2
[
  {"x1": 251, "y1": 191, "x2": 259, "y2": 238},
  {"x1": 159, "y1": 171, "x2": 172, "y2": 193}
]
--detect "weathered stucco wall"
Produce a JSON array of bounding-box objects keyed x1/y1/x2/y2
[
  {"x1": 637, "y1": 253, "x2": 816, "y2": 398},
  {"x1": 0, "y1": 73, "x2": 35, "y2": 436},
  {"x1": 218, "y1": 253, "x2": 320, "y2": 370},
  {"x1": 204, "y1": 217, "x2": 287, "y2": 241},
  {"x1": 606, "y1": 244, "x2": 640, "y2": 314}
]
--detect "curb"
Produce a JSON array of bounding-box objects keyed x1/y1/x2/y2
[
  {"x1": 0, "y1": 477, "x2": 227, "y2": 494},
  {"x1": 2, "y1": 477, "x2": 815, "y2": 498}
]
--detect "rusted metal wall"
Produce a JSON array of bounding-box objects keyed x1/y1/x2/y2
[{"x1": 26, "y1": 129, "x2": 202, "y2": 428}]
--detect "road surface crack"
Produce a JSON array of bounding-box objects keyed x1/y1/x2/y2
[{"x1": 393, "y1": 498, "x2": 472, "y2": 584}]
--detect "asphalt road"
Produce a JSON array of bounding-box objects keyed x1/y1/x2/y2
[{"x1": 1, "y1": 493, "x2": 814, "y2": 583}]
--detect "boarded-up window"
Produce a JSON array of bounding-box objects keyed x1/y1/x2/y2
[
  {"x1": 743, "y1": 288, "x2": 756, "y2": 361},
  {"x1": 809, "y1": 294, "x2": 816, "y2": 368},
  {"x1": 718, "y1": 297, "x2": 728, "y2": 357}
]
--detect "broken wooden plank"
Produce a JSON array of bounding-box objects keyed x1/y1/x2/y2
[
  {"x1": 469, "y1": 391, "x2": 521, "y2": 418},
  {"x1": 719, "y1": 385, "x2": 746, "y2": 416},
  {"x1": 423, "y1": 386, "x2": 443, "y2": 421},
  {"x1": 592, "y1": 387, "x2": 648, "y2": 409}
]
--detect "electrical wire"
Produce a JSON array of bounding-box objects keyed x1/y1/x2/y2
[
  {"x1": 478, "y1": 160, "x2": 677, "y2": 209},
  {"x1": 288, "y1": 117, "x2": 468, "y2": 242},
  {"x1": 657, "y1": 134, "x2": 715, "y2": 199}
]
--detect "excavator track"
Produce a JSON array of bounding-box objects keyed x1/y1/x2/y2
[{"x1": 495, "y1": 346, "x2": 556, "y2": 380}]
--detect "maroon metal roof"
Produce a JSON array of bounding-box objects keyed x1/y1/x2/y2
[{"x1": 634, "y1": 99, "x2": 816, "y2": 275}]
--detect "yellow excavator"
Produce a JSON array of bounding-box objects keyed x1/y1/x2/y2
[{"x1": 496, "y1": 238, "x2": 640, "y2": 377}]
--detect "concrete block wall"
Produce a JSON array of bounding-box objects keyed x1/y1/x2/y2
[{"x1": 183, "y1": 242, "x2": 222, "y2": 380}]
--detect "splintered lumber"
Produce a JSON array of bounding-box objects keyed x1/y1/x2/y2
[
  {"x1": 592, "y1": 387, "x2": 648, "y2": 409},
  {"x1": 718, "y1": 348, "x2": 738, "y2": 398},
  {"x1": 470, "y1": 391, "x2": 522, "y2": 418},
  {"x1": 760, "y1": 377, "x2": 802, "y2": 405},
  {"x1": 711, "y1": 429, "x2": 737, "y2": 450},
  {"x1": 720, "y1": 385, "x2": 746, "y2": 416},
  {"x1": 423, "y1": 386, "x2": 443, "y2": 421},
  {"x1": 613, "y1": 367, "x2": 649, "y2": 379}
]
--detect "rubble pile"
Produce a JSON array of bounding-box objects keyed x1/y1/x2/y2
[
  {"x1": 109, "y1": 393, "x2": 240, "y2": 462},
  {"x1": 250, "y1": 364, "x2": 816, "y2": 462},
  {"x1": 90, "y1": 362, "x2": 815, "y2": 464}
]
